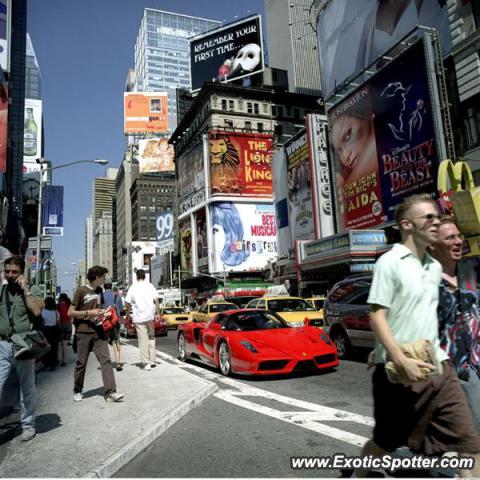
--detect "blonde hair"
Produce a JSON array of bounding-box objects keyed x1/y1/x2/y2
[{"x1": 394, "y1": 193, "x2": 436, "y2": 226}]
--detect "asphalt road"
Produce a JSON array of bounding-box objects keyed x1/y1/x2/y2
[{"x1": 115, "y1": 332, "x2": 376, "y2": 478}]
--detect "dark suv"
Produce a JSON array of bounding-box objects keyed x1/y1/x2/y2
[{"x1": 323, "y1": 274, "x2": 374, "y2": 359}]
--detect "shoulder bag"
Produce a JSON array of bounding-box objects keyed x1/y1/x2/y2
[{"x1": 1, "y1": 285, "x2": 50, "y2": 360}]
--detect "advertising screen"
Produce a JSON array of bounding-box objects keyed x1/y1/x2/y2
[
  {"x1": 23, "y1": 98, "x2": 42, "y2": 174},
  {"x1": 42, "y1": 186, "x2": 64, "y2": 236},
  {"x1": 195, "y1": 208, "x2": 208, "y2": 272},
  {"x1": 210, "y1": 202, "x2": 277, "y2": 273},
  {"x1": 124, "y1": 93, "x2": 168, "y2": 134},
  {"x1": 190, "y1": 16, "x2": 264, "y2": 92},
  {"x1": 177, "y1": 140, "x2": 205, "y2": 214},
  {"x1": 179, "y1": 218, "x2": 192, "y2": 272},
  {"x1": 329, "y1": 39, "x2": 440, "y2": 231},
  {"x1": 0, "y1": 1, "x2": 9, "y2": 72},
  {"x1": 285, "y1": 130, "x2": 315, "y2": 241},
  {"x1": 317, "y1": 0, "x2": 451, "y2": 97},
  {"x1": 138, "y1": 138, "x2": 174, "y2": 173},
  {"x1": 208, "y1": 130, "x2": 273, "y2": 197}
]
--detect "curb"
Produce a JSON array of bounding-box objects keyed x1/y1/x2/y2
[{"x1": 82, "y1": 380, "x2": 218, "y2": 478}]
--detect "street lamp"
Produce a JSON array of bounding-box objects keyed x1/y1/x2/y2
[{"x1": 34, "y1": 158, "x2": 109, "y2": 285}]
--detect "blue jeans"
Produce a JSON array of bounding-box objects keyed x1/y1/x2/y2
[
  {"x1": 460, "y1": 366, "x2": 480, "y2": 434},
  {"x1": 0, "y1": 340, "x2": 36, "y2": 430}
]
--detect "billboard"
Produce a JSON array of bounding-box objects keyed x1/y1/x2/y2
[
  {"x1": 190, "y1": 15, "x2": 264, "y2": 92},
  {"x1": 195, "y1": 208, "x2": 208, "y2": 272},
  {"x1": 0, "y1": 83, "x2": 6, "y2": 173},
  {"x1": 210, "y1": 202, "x2": 277, "y2": 273},
  {"x1": 208, "y1": 131, "x2": 273, "y2": 197},
  {"x1": 23, "y1": 98, "x2": 42, "y2": 174},
  {"x1": 328, "y1": 39, "x2": 441, "y2": 231},
  {"x1": 179, "y1": 218, "x2": 192, "y2": 272},
  {"x1": 177, "y1": 140, "x2": 205, "y2": 214},
  {"x1": 124, "y1": 92, "x2": 168, "y2": 134},
  {"x1": 0, "y1": 1, "x2": 10, "y2": 72},
  {"x1": 156, "y1": 210, "x2": 174, "y2": 254},
  {"x1": 306, "y1": 114, "x2": 335, "y2": 239},
  {"x1": 317, "y1": 0, "x2": 451, "y2": 97},
  {"x1": 285, "y1": 130, "x2": 314, "y2": 241},
  {"x1": 42, "y1": 185, "x2": 64, "y2": 236},
  {"x1": 138, "y1": 138, "x2": 174, "y2": 173}
]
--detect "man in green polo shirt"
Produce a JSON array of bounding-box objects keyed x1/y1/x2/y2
[
  {"x1": 356, "y1": 194, "x2": 480, "y2": 478},
  {"x1": 0, "y1": 256, "x2": 43, "y2": 442}
]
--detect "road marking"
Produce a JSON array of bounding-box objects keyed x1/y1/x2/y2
[{"x1": 156, "y1": 350, "x2": 373, "y2": 447}]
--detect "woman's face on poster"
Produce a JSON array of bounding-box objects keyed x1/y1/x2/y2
[
  {"x1": 332, "y1": 114, "x2": 373, "y2": 172},
  {"x1": 212, "y1": 222, "x2": 226, "y2": 267}
]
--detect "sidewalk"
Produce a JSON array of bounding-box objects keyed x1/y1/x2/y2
[{"x1": 0, "y1": 340, "x2": 217, "y2": 478}]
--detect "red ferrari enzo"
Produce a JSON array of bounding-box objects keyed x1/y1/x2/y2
[{"x1": 176, "y1": 309, "x2": 338, "y2": 376}]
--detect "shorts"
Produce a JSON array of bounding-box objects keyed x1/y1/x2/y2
[
  {"x1": 372, "y1": 361, "x2": 480, "y2": 455},
  {"x1": 60, "y1": 324, "x2": 72, "y2": 341}
]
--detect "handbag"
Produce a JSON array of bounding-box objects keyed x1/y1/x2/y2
[
  {"x1": 1, "y1": 285, "x2": 50, "y2": 360},
  {"x1": 95, "y1": 305, "x2": 119, "y2": 333}
]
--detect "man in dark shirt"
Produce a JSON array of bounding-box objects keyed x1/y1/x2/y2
[
  {"x1": 0, "y1": 256, "x2": 43, "y2": 442},
  {"x1": 68, "y1": 266, "x2": 123, "y2": 403}
]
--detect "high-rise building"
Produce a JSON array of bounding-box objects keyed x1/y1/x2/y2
[
  {"x1": 85, "y1": 215, "x2": 94, "y2": 269},
  {"x1": 25, "y1": 33, "x2": 41, "y2": 100},
  {"x1": 134, "y1": 9, "x2": 220, "y2": 132},
  {"x1": 92, "y1": 168, "x2": 117, "y2": 221},
  {"x1": 94, "y1": 212, "x2": 113, "y2": 274},
  {"x1": 265, "y1": 0, "x2": 321, "y2": 96}
]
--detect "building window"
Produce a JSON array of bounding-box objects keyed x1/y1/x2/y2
[
  {"x1": 271, "y1": 105, "x2": 277, "y2": 116},
  {"x1": 244, "y1": 121, "x2": 252, "y2": 131},
  {"x1": 465, "y1": 102, "x2": 480, "y2": 149},
  {"x1": 254, "y1": 103, "x2": 259, "y2": 114},
  {"x1": 229, "y1": 100, "x2": 234, "y2": 110},
  {"x1": 221, "y1": 99, "x2": 227, "y2": 110},
  {"x1": 257, "y1": 122, "x2": 264, "y2": 132},
  {"x1": 247, "y1": 102, "x2": 253, "y2": 114},
  {"x1": 224, "y1": 119, "x2": 234, "y2": 128}
]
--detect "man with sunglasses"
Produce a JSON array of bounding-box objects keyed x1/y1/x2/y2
[
  {"x1": 356, "y1": 194, "x2": 480, "y2": 477},
  {"x1": 0, "y1": 256, "x2": 43, "y2": 442},
  {"x1": 430, "y1": 216, "x2": 480, "y2": 432}
]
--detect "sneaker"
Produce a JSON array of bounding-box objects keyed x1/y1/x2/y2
[
  {"x1": 73, "y1": 392, "x2": 84, "y2": 402},
  {"x1": 105, "y1": 391, "x2": 124, "y2": 402},
  {"x1": 150, "y1": 362, "x2": 156, "y2": 368},
  {"x1": 116, "y1": 364, "x2": 123, "y2": 371},
  {"x1": 20, "y1": 428, "x2": 36, "y2": 442},
  {"x1": 142, "y1": 364, "x2": 151, "y2": 371}
]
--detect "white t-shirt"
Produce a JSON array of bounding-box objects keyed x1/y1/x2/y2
[{"x1": 125, "y1": 282, "x2": 158, "y2": 323}]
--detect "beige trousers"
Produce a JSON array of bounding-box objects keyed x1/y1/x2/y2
[{"x1": 134, "y1": 320, "x2": 156, "y2": 365}]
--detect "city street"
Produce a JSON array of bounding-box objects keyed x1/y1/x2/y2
[{"x1": 116, "y1": 333, "x2": 374, "y2": 478}]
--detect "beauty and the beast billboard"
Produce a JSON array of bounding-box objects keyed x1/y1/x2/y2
[
  {"x1": 208, "y1": 130, "x2": 273, "y2": 197},
  {"x1": 328, "y1": 39, "x2": 440, "y2": 232}
]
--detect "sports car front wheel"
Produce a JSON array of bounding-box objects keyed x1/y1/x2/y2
[
  {"x1": 177, "y1": 332, "x2": 187, "y2": 361},
  {"x1": 218, "y1": 342, "x2": 231, "y2": 376}
]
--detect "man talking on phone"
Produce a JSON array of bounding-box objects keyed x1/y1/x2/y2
[{"x1": 0, "y1": 256, "x2": 43, "y2": 442}]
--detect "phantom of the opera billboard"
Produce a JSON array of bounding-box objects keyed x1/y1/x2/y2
[
  {"x1": 208, "y1": 131, "x2": 273, "y2": 197},
  {"x1": 328, "y1": 39, "x2": 441, "y2": 232},
  {"x1": 210, "y1": 202, "x2": 277, "y2": 274},
  {"x1": 190, "y1": 16, "x2": 264, "y2": 92},
  {"x1": 317, "y1": 0, "x2": 451, "y2": 97},
  {"x1": 124, "y1": 92, "x2": 169, "y2": 134},
  {"x1": 138, "y1": 138, "x2": 175, "y2": 173}
]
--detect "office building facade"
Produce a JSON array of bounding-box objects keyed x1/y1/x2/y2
[{"x1": 134, "y1": 9, "x2": 220, "y2": 131}]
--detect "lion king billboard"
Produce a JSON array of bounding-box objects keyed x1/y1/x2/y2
[{"x1": 208, "y1": 130, "x2": 273, "y2": 197}]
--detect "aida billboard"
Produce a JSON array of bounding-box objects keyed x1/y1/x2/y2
[
  {"x1": 190, "y1": 16, "x2": 264, "y2": 92},
  {"x1": 329, "y1": 39, "x2": 441, "y2": 231},
  {"x1": 138, "y1": 138, "x2": 175, "y2": 173},
  {"x1": 124, "y1": 93, "x2": 168, "y2": 133},
  {"x1": 317, "y1": 0, "x2": 451, "y2": 97},
  {"x1": 210, "y1": 202, "x2": 277, "y2": 274},
  {"x1": 209, "y1": 131, "x2": 273, "y2": 197}
]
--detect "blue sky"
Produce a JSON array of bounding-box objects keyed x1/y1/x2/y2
[{"x1": 27, "y1": 0, "x2": 265, "y2": 294}]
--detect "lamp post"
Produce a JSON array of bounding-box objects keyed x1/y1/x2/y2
[{"x1": 34, "y1": 158, "x2": 109, "y2": 285}]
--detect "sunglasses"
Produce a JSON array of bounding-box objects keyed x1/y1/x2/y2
[{"x1": 410, "y1": 213, "x2": 440, "y2": 223}]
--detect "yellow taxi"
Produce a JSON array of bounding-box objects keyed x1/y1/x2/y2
[
  {"x1": 190, "y1": 300, "x2": 239, "y2": 323},
  {"x1": 159, "y1": 306, "x2": 191, "y2": 329},
  {"x1": 304, "y1": 296, "x2": 326, "y2": 320},
  {"x1": 246, "y1": 290, "x2": 323, "y2": 327}
]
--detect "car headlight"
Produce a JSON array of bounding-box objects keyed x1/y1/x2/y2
[
  {"x1": 319, "y1": 331, "x2": 332, "y2": 345},
  {"x1": 240, "y1": 340, "x2": 258, "y2": 353}
]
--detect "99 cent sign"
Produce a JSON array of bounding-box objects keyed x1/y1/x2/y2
[{"x1": 156, "y1": 210, "x2": 174, "y2": 254}]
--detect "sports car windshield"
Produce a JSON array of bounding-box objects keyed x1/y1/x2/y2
[
  {"x1": 210, "y1": 303, "x2": 237, "y2": 313},
  {"x1": 228, "y1": 311, "x2": 288, "y2": 331},
  {"x1": 267, "y1": 299, "x2": 315, "y2": 312},
  {"x1": 162, "y1": 308, "x2": 183, "y2": 314}
]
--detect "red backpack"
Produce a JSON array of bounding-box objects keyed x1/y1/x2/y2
[{"x1": 95, "y1": 305, "x2": 119, "y2": 332}]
